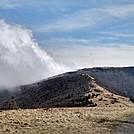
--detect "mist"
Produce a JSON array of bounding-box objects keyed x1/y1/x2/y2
[{"x1": 0, "y1": 20, "x2": 70, "y2": 88}]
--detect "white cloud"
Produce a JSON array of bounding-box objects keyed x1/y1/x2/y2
[
  {"x1": 36, "y1": 4, "x2": 134, "y2": 33},
  {"x1": 0, "y1": 0, "x2": 44, "y2": 9},
  {"x1": 44, "y1": 38, "x2": 134, "y2": 68},
  {"x1": 0, "y1": 0, "x2": 19, "y2": 9},
  {"x1": 98, "y1": 31, "x2": 134, "y2": 38},
  {"x1": 36, "y1": 8, "x2": 100, "y2": 33},
  {"x1": 0, "y1": 0, "x2": 85, "y2": 10},
  {"x1": 103, "y1": 4, "x2": 134, "y2": 17},
  {"x1": 0, "y1": 20, "x2": 70, "y2": 88}
]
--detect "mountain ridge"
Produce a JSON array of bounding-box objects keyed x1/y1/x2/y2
[{"x1": 0, "y1": 67, "x2": 134, "y2": 110}]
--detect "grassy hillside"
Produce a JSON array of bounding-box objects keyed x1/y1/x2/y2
[
  {"x1": 0, "y1": 67, "x2": 134, "y2": 134},
  {"x1": 0, "y1": 72, "x2": 133, "y2": 110},
  {"x1": 0, "y1": 107, "x2": 134, "y2": 134}
]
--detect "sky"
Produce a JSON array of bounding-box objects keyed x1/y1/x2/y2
[{"x1": 0, "y1": 0, "x2": 134, "y2": 68}]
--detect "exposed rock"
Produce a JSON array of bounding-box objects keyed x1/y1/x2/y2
[{"x1": 93, "y1": 88, "x2": 101, "y2": 92}]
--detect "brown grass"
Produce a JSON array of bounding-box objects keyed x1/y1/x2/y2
[{"x1": 0, "y1": 107, "x2": 134, "y2": 134}]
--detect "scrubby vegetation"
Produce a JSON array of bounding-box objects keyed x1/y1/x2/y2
[
  {"x1": 78, "y1": 67, "x2": 134, "y2": 98},
  {"x1": 0, "y1": 67, "x2": 134, "y2": 109}
]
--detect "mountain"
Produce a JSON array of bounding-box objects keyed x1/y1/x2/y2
[
  {"x1": 0, "y1": 67, "x2": 134, "y2": 110},
  {"x1": 77, "y1": 67, "x2": 134, "y2": 98}
]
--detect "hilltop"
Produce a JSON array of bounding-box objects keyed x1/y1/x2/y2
[{"x1": 0, "y1": 67, "x2": 134, "y2": 109}]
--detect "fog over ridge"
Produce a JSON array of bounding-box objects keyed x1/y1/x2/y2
[{"x1": 0, "y1": 20, "x2": 70, "y2": 88}]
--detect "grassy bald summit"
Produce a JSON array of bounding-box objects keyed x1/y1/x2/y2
[{"x1": 0, "y1": 67, "x2": 134, "y2": 110}]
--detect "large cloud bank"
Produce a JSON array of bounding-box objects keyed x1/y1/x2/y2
[{"x1": 0, "y1": 20, "x2": 69, "y2": 88}]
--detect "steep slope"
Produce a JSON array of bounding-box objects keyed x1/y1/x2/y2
[{"x1": 0, "y1": 72, "x2": 133, "y2": 110}]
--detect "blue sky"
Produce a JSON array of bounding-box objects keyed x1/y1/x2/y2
[{"x1": 0, "y1": 0, "x2": 134, "y2": 68}]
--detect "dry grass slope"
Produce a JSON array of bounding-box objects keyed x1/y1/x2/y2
[{"x1": 0, "y1": 107, "x2": 134, "y2": 134}]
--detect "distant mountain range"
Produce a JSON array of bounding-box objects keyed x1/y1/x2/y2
[{"x1": 0, "y1": 67, "x2": 134, "y2": 110}]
